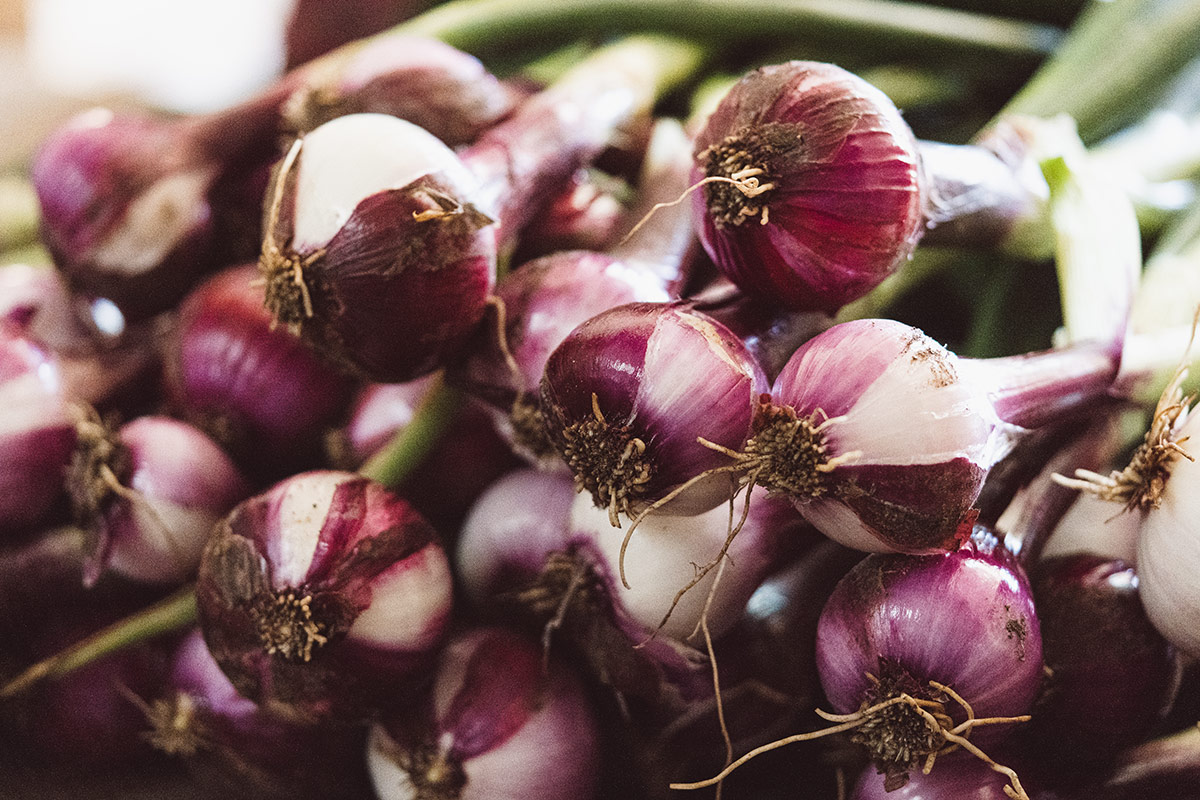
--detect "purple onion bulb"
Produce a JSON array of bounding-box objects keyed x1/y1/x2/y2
[
  {"x1": 692, "y1": 61, "x2": 923, "y2": 313},
  {"x1": 196, "y1": 470, "x2": 454, "y2": 721},
  {"x1": 816, "y1": 531, "x2": 1042, "y2": 790},
  {"x1": 366, "y1": 627, "x2": 601, "y2": 800}
]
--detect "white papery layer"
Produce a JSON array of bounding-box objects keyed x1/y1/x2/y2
[
  {"x1": 292, "y1": 113, "x2": 483, "y2": 250},
  {"x1": 1138, "y1": 412, "x2": 1200, "y2": 659},
  {"x1": 348, "y1": 543, "x2": 454, "y2": 650},
  {"x1": 269, "y1": 472, "x2": 341, "y2": 589}
]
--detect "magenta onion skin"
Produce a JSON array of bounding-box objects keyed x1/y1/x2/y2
[
  {"x1": 262, "y1": 113, "x2": 496, "y2": 382},
  {"x1": 337, "y1": 376, "x2": 440, "y2": 467},
  {"x1": 540, "y1": 301, "x2": 768, "y2": 519},
  {"x1": 514, "y1": 169, "x2": 628, "y2": 261},
  {"x1": 196, "y1": 470, "x2": 454, "y2": 722},
  {"x1": 84, "y1": 415, "x2": 250, "y2": 586},
  {"x1": 285, "y1": 0, "x2": 428, "y2": 69},
  {"x1": 0, "y1": 324, "x2": 77, "y2": 535},
  {"x1": 286, "y1": 35, "x2": 519, "y2": 145},
  {"x1": 166, "y1": 262, "x2": 355, "y2": 477},
  {"x1": 816, "y1": 532, "x2": 1042, "y2": 765},
  {"x1": 691, "y1": 61, "x2": 923, "y2": 313},
  {"x1": 160, "y1": 629, "x2": 371, "y2": 800},
  {"x1": 366, "y1": 627, "x2": 601, "y2": 800}
]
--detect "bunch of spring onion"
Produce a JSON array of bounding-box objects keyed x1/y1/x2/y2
[{"x1": 6, "y1": 1, "x2": 1200, "y2": 799}]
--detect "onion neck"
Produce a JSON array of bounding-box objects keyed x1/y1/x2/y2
[
  {"x1": 461, "y1": 35, "x2": 705, "y2": 251},
  {"x1": 968, "y1": 342, "x2": 1118, "y2": 431}
]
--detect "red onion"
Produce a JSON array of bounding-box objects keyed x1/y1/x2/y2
[
  {"x1": 195, "y1": 470, "x2": 454, "y2": 721},
  {"x1": 513, "y1": 168, "x2": 629, "y2": 261},
  {"x1": 0, "y1": 322, "x2": 77, "y2": 535},
  {"x1": 31, "y1": 83, "x2": 293, "y2": 320},
  {"x1": 67, "y1": 415, "x2": 250, "y2": 587},
  {"x1": 365, "y1": 626, "x2": 602, "y2": 800},
  {"x1": 150, "y1": 629, "x2": 371, "y2": 800},
  {"x1": 816, "y1": 530, "x2": 1042, "y2": 793},
  {"x1": 691, "y1": 61, "x2": 924, "y2": 313},
  {"x1": 458, "y1": 469, "x2": 791, "y2": 705},
  {"x1": 332, "y1": 376, "x2": 440, "y2": 468},
  {"x1": 850, "y1": 752, "x2": 1022, "y2": 800},
  {"x1": 729, "y1": 317, "x2": 1118, "y2": 554},
  {"x1": 164, "y1": 262, "x2": 355, "y2": 479},
  {"x1": 540, "y1": 301, "x2": 768, "y2": 523},
  {"x1": 258, "y1": 36, "x2": 702, "y2": 382},
  {"x1": 284, "y1": 35, "x2": 520, "y2": 143},
  {"x1": 450, "y1": 121, "x2": 700, "y2": 468}
]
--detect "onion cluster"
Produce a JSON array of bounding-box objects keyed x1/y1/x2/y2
[{"x1": 6, "y1": 9, "x2": 1196, "y2": 800}]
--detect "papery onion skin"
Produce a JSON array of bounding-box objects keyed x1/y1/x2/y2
[
  {"x1": 816, "y1": 530, "x2": 1042, "y2": 784},
  {"x1": 366, "y1": 627, "x2": 601, "y2": 800},
  {"x1": 196, "y1": 470, "x2": 454, "y2": 722},
  {"x1": 691, "y1": 61, "x2": 924, "y2": 314}
]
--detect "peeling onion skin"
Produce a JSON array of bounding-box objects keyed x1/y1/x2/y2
[
  {"x1": 196, "y1": 471, "x2": 454, "y2": 723},
  {"x1": 540, "y1": 302, "x2": 768, "y2": 520},
  {"x1": 0, "y1": 324, "x2": 77, "y2": 536},
  {"x1": 692, "y1": 61, "x2": 924, "y2": 314},
  {"x1": 816, "y1": 530, "x2": 1043, "y2": 785},
  {"x1": 366, "y1": 627, "x2": 601, "y2": 800}
]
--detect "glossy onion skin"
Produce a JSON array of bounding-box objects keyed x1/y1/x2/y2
[
  {"x1": 816, "y1": 532, "x2": 1043, "y2": 726},
  {"x1": 165, "y1": 262, "x2": 355, "y2": 477},
  {"x1": 770, "y1": 319, "x2": 1004, "y2": 553},
  {"x1": 691, "y1": 61, "x2": 923, "y2": 313},
  {"x1": 540, "y1": 302, "x2": 768, "y2": 517},
  {"x1": 196, "y1": 471, "x2": 454, "y2": 722}
]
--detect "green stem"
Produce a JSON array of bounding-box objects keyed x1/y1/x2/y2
[
  {"x1": 0, "y1": 175, "x2": 39, "y2": 253},
  {"x1": 0, "y1": 585, "x2": 198, "y2": 699},
  {"x1": 320, "y1": 0, "x2": 1060, "y2": 69},
  {"x1": 999, "y1": 0, "x2": 1200, "y2": 143},
  {"x1": 360, "y1": 375, "x2": 462, "y2": 488}
]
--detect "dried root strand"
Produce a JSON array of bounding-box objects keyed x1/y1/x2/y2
[
  {"x1": 1053, "y1": 365, "x2": 1194, "y2": 511},
  {"x1": 669, "y1": 678, "x2": 1031, "y2": 800}
]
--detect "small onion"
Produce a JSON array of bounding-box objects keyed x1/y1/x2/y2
[
  {"x1": 196, "y1": 470, "x2": 454, "y2": 721},
  {"x1": 165, "y1": 262, "x2": 355, "y2": 478},
  {"x1": 735, "y1": 317, "x2": 1117, "y2": 554},
  {"x1": 540, "y1": 301, "x2": 768, "y2": 522},
  {"x1": 366, "y1": 626, "x2": 602, "y2": 800},
  {"x1": 67, "y1": 415, "x2": 250, "y2": 586},
  {"x1": 816, "y1": 529, "x2": 1042, "y2": 790},
  {"x1": 691, "y1": 61, "x2": 923, "y2": 313}
]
